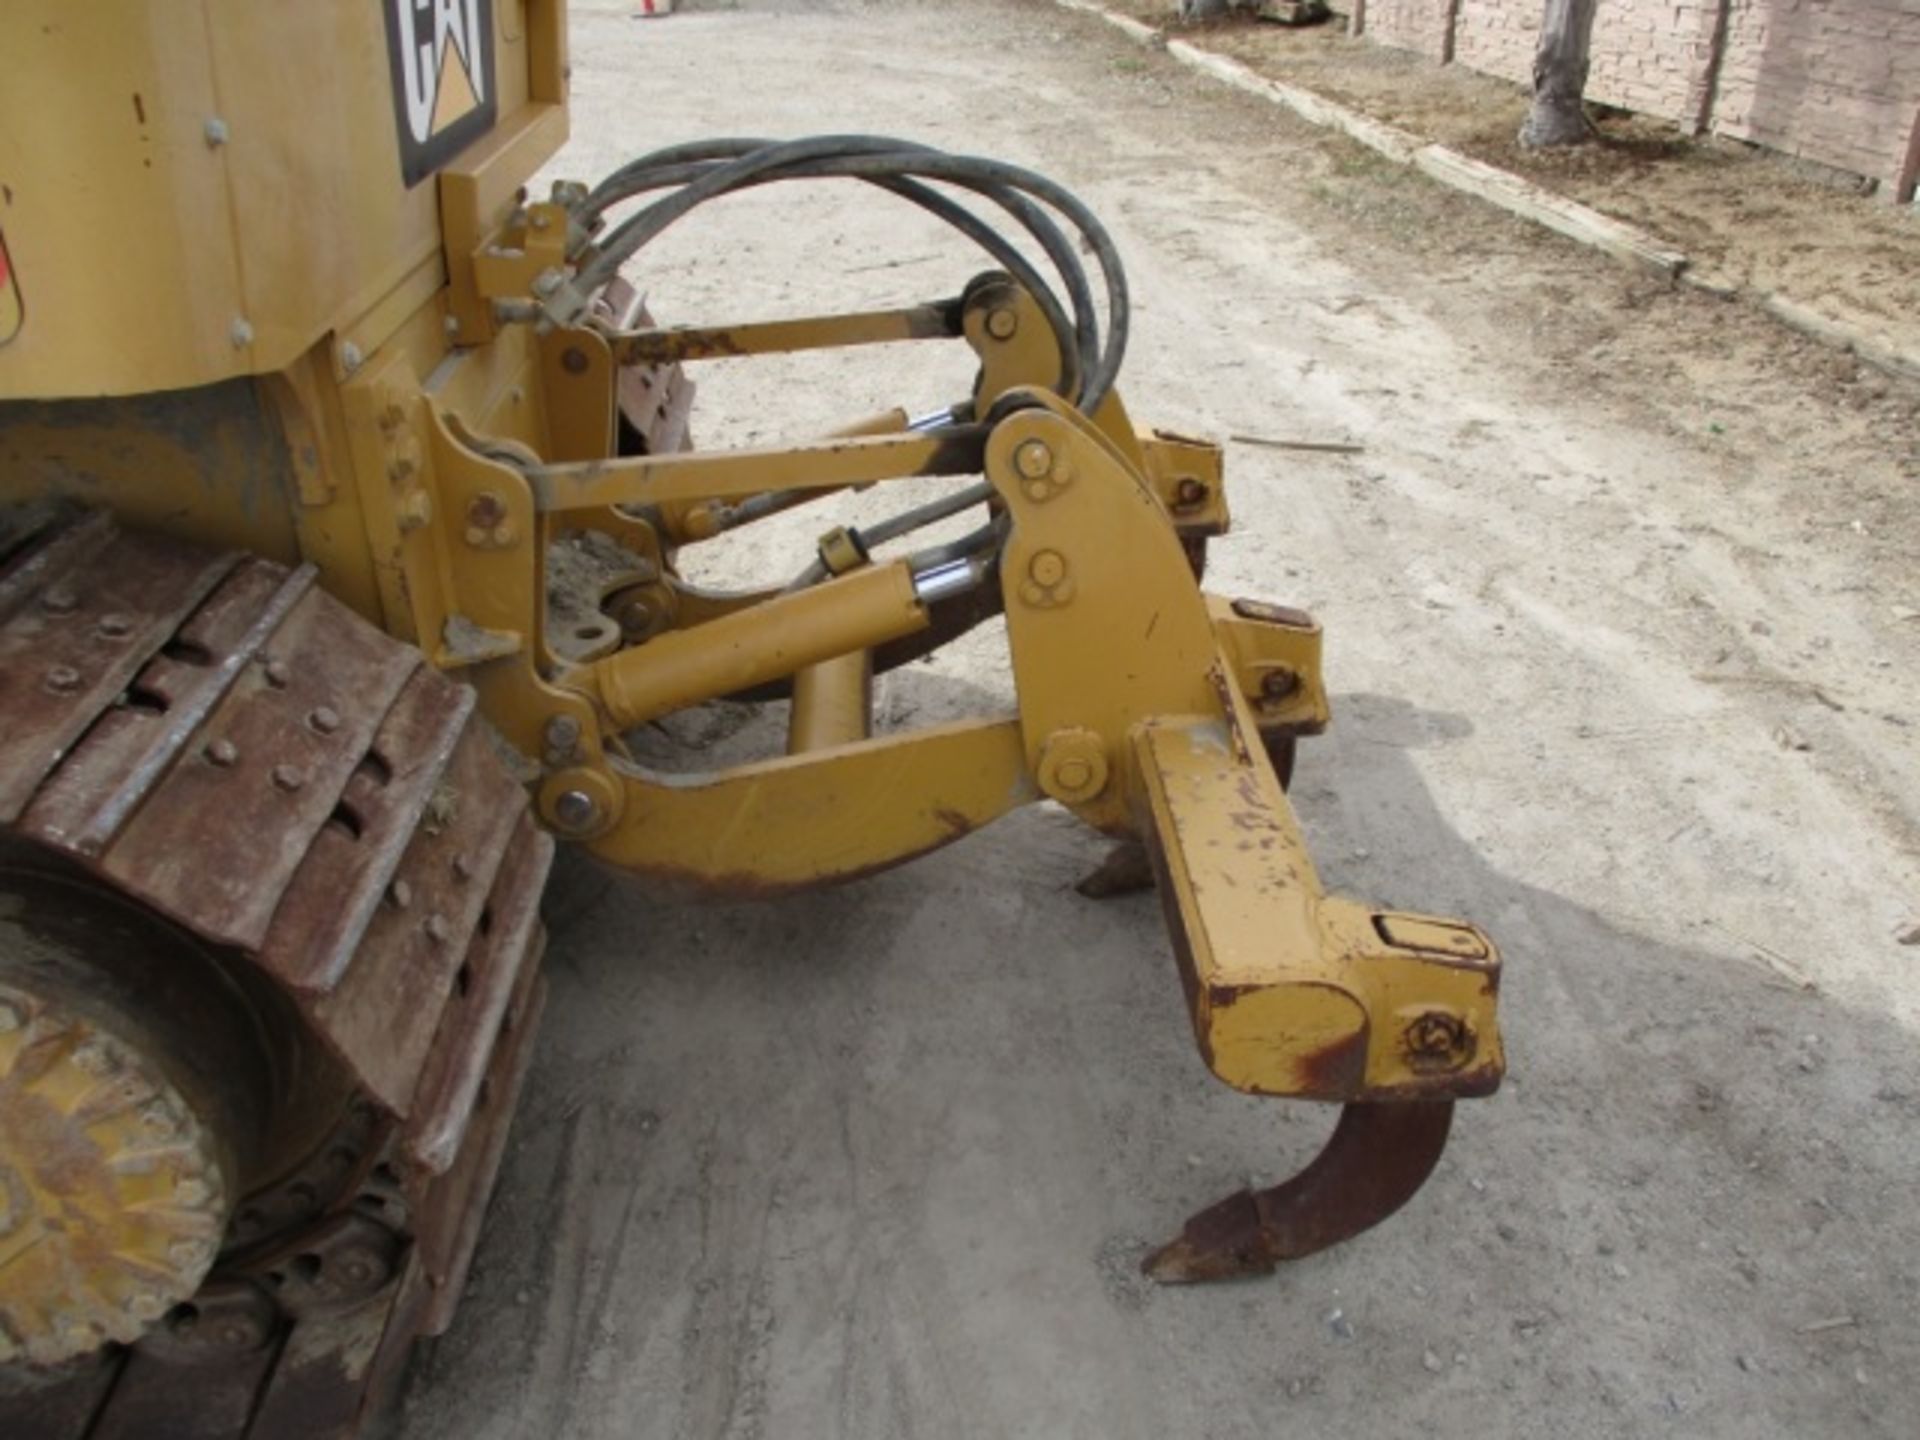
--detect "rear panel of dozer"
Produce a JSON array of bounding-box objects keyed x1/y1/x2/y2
[{"x1": 0, "y1": 0, "x2": 568, "y2": 608}]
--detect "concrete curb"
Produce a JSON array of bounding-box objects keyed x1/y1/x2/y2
[{"x1": 1049, "y1": 0, "x2": 1920, "y2": 379}]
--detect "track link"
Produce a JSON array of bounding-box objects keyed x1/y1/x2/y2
[{"x1": 0, "y1": 508, "x2": 552, "y2": 1438}]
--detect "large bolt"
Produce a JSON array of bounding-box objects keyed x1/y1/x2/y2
[
  {"x1": 1259, "y1": 669, "x2": 1300, "y2": 703},
  {"x1": 467, "y1": 492, "x2": 507, "y2": 529},
  {"x1": 1404, "y1": 1011, "x2": 1472, "y2": 1069},
  {"x1": 1028, "y1": 550, "x2": 1067, "y2": 588},
  {"x1": 1053, "y1": 757, "x2": 1094, "y2": 792},
  {"x1": 1014, "y1": 440, "x2": 1053, "y2": 481},
  {"x1": 1037, "y1": 728, "x2": 1110, "y2": 804},
  {"x1": 986, "y1": 308, "x2": 1019, "y2": 340},
  {"x1": 553, "y1": 789, "x2": 599, "y2": 832}
]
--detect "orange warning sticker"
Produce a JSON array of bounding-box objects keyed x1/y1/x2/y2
[{"x1": 0, "y1": 228, "x2": 20, "y2": 347}]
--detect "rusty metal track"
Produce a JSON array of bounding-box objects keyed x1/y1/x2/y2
[{"x1": 0, "y1": 508, "x2": 552, "y2": 1439}]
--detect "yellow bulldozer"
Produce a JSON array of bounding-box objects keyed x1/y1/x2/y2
[{"x1": 0, "y1": 3, "x2": 1503, "y2": 1434}]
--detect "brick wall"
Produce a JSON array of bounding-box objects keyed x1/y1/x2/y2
[
  {"x1": 1356, "y1": 0, "x2": 1453, "y2": 59},
  {"x1": 1711, "y1": 0, "x2": 1920, "y2": 190},
  {"x1": 1358, "y1": 0, "x2": 1920, "y2": 197}
]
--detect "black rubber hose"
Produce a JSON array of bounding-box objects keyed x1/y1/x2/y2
[
  {"x1": 573, "y1": 136, "x2": 1130, "y2": 412},
  {"x1": 582, "y1": 139, "x2": 1099, "y2": 400}
]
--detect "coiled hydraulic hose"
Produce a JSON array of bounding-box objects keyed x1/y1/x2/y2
[{"x1": 571, "y1": 136, "x2": 1130, "y2": 414}]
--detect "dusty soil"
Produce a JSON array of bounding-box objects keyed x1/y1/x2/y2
[
  {"x1": 1104, "y1": 0, "x2": 1920, "y2": 352},
  {"x1": 388, "y1": 2, "x2": 1920, "y2": 1437}
]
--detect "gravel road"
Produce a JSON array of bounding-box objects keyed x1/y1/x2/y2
[{"x1": 388, "y1": 3, "x2": 1920, "y2": 1436}]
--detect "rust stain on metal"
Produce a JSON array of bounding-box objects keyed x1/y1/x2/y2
[{"x1": 1144, "y1": 1102, "x2": 1454, "y2": 1282}]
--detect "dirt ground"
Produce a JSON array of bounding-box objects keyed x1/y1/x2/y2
[
  {"x1": 1104, "y1": 0, "x2": 1920, "y2": 358},
  {"x1": 386, "y1": 2, "x2": 1920, "y2": 1436}
]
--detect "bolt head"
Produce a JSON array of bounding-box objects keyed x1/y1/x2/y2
[
  {"x1": 424, "y1": 915, "x2": 451, "y2": 945},
  {"x1": 308, "y1": 705, "x2": 341, "y2": 735},
  {"x1": 1054, "y1": 758, "x2": 1092, "y2": 791},
  {"x1": 467, "y1": 492, "x2": 507, "y2": 528},
  {"x1": 230, "y1": 317, "x2": 254, "y2": 349},
  {"x1": 397, "y1": 490, "x2": 433, "y2": 531},
  {"x1": 205, "y1": 738, "x2": 239, "y2": 767},
  {"x1": 202, "y1": 116, "x2": 229, "y2": 146},
  {"x1": 562, "y1": 346, "x2": 590, "y2": 375},
  {"x1": 95, "y1": 613, "x2": 133, "y2": 639},
  {"x1": 543, "y1": 714, "x2": 582, "y2": 755},
  {"x1": 986, "y1": 308, "x2": 1018, "y2": 340},
  {"x1": 1014, "y1": 440, "x2": 1053, "y2": 481},
  {"x1": 45, "y1": 665, "x2": 82, "y2": 694},
  {"x1": 340, "y1": 340, "x2": 363, "y2": 372},
  {"x1": 553, "y1": 789, "x2": 598, "y2": 831},
  {"x1": 1259, "y1": 670, "x2": 1300, "y2": 701},
  {"x1": 40, "y1": 587, "x2": 79, "y2": 615},
  {"x1": 1028, "y1": 550, "x2": 1067, "y2": 588},
  {"x1": 263, "y1": 658, "x2": 291, "y2": 688},
  {"x1": 271, "y1": 764, "x2": 305, "y2": 793},
  {"x1": 388, "y1": 879, "x2": 413, "y2": 911}
]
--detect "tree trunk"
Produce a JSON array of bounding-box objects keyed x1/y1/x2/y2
[{"x1": 1520, "y1": 0, "x2": 1601, "y2": 147}]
